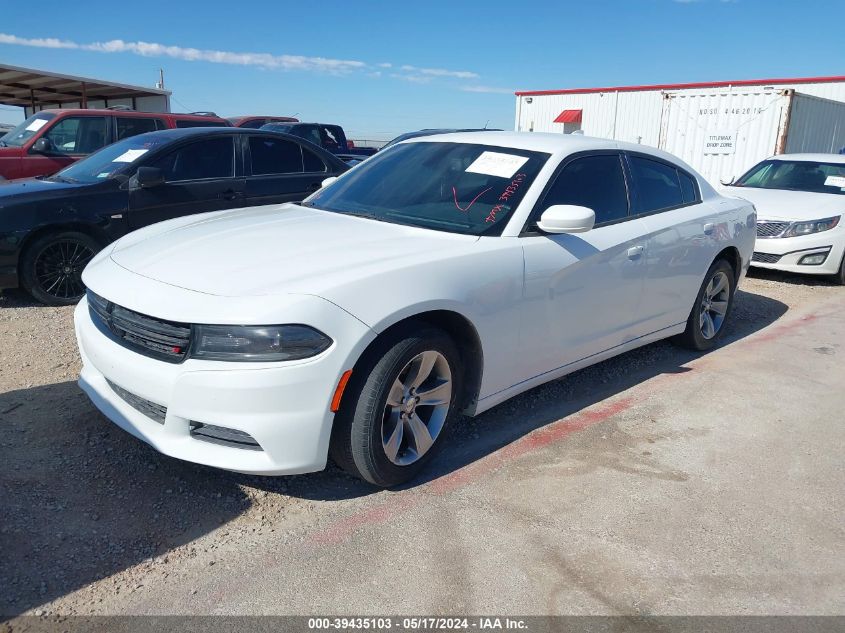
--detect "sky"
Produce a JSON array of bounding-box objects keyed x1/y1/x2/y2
[{"x1": 0, "y1": 0, "x2": 842, "y2": 139}]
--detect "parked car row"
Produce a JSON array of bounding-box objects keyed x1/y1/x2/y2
[
  {"x1": 0, "y1": 108, "x2": 303, "y2": 181},
  {"x1": 0, "y1": 117, "x2": 843, "y2": 488}
]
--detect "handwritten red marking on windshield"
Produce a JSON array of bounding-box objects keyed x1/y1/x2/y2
[
  {"x1": 453, "y1": 186, "x2": 492, "y2": 212},
  {"x1": 486, "y1": 173, "x2": 527, "y2": 223}
]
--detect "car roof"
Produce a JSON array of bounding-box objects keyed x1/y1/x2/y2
[
  {"x1": 402, "y1": 131, "x2": 674, "y2": 160},
  {"x1": 127, "y1": 127, "x2": 287, "y2": 140},
  {"x1": 770, "y1": 153, "x2": 845, "y2": 164},
  {"x1": 33, "y1": 108, "x2": 228, "y2": 121}
]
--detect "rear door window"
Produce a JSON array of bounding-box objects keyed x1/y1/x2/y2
[
  {"x1": 542, "y1": 154, "x2": 629, "y2": 225},
  {"x1": 678, "y1": 171, "x2": 699, "y2": 204},
  {"x1": 116, "y1": 117, "x2": 162, "y2": 140},
  {"x1": 303, "y1": 146, "x2": 327, "y2": 173},
  {"x1": 248, "y1": 136, "x2": 303, "y2": 174},
  {"x1": 43, "y1": 116, "x2": 108, "y2": 154},
  {"x1": 150, "y1": 137, "x2": 235, "y2": 181},
  {"x1": 629, "y1": 156, "x2": 685, "y2": 213}
]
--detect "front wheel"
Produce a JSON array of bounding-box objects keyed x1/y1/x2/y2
[
  {"x1": 330, "y1": 325, "x2": 462, "y2": 487},
  {"x1": 832, "y1": 251, "x2": 845, "y2": 286},
  {"x1": 676, "y1": 259, "x2": 736, "y2": 351},
  {"x1": 20, "y1": 231, "x2": 100, "y2": 306}
]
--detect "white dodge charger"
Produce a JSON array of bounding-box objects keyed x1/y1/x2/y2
[{"x1": 75, "y1": 132, "x2": 755, "y2": 487}]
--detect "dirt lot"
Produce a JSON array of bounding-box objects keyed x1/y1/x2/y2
[{"x1": 1, "y1": 269, "x2": 844, "y2": 617}]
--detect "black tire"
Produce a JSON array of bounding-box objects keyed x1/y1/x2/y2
[
  {"x1": 20, "y1": 231, "x2": 100, "y2": 306},
  {"x1": 330, "y1": 323, "x2": 463, "y2": 487},
  {"x1": 831, "y1": 251, "x2": 845, "y2": 286},
  {"x1": 675, "y1": 259, "x2": 736, "y2": 351}
]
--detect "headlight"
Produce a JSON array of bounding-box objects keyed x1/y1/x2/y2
[
  {"x1": 782, "y1": 216, "x2": 840, "y2": 237},
  {"x1": 192, "y1": 324, "x2": 332, "y2": 362}
]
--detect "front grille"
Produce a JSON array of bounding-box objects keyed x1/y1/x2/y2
[
  {"x1": 106, "y1": 379, "x2": 167, "y2": 424},
  {"x1": 189, "y1": 422, "x2": 263, "y2": 451},
  {"x1": 88, "y1": 291, "x2": 191, "y2": 363},
  {"x1": 756, "y1": 221, "x2": 789, "y2": 238},
  {"x1": 752, "y1": 252, "x2": 783, "y2": 264}
]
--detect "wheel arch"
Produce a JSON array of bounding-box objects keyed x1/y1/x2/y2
[
  {"x1": 17, "y1": 222, "x2": 112, "y2": 264},
  {"x1": 714, "y1": 245, "x2": 742, "y2": 281},
  {"x1": 348, "y1": 309, "x2": 485, "y2": 415}
]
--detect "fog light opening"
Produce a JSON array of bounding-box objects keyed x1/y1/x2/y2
[{"x1": 798, "y1": 252, "x2": 829, "y2": 266}]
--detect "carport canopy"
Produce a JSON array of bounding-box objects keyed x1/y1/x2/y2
[
  {"x1": 554, "y1": 109, "x2": 583, "y2": 124},
  {"x1": 0, "y1": 63, "x2": 170, "y2": 111}
]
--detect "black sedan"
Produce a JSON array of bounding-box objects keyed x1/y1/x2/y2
[{"x1": 0, "y1": 127, "x2": 348, "y2": 305}]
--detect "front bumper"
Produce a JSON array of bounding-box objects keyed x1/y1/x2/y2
[
  {"x1": 75, "y1": 297, "x2": 373, "y2": 475},
  {"x1": 751, "y1": 227, "x2": 845, "y2": 275}
]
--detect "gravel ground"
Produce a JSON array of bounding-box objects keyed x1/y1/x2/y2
[{"x1": 0, "y1": 267, "x2": 842, "y2": 617}]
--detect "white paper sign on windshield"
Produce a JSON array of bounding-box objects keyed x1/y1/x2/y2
[
  {"x1": 25, "y1": 119, "x2": 49, "y2": 132},
  {"x1": 466, "y1": 152, "x2": 529, "y2": 179},
  {"x1": 824, "y1": 175, "x2": 845, "y2": 188},
  {"x1": 112, "y1": 148, "x2": 149, "y2": 163}
]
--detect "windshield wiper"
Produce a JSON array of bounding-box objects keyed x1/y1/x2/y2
[{"x1": 44, "y1": 174, "x2": 78, "y2": 183}]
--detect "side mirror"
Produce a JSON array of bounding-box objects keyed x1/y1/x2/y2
[
  {"x1": 133, "y1": 166, "x2": 165, "y2": 189},
  {"x1": 321, "y1": 176, "x2": 338, "y2": 188},
  {"x1": 537, "y1": 205, "x2": 596, "y2": 234},
  {"x1": 31, "y1": 137, "x2": 53, "y2": 154}
]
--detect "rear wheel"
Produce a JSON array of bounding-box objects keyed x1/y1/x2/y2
[
  {"x1": 20, "y1": 231, "x2": 100, "y2": 305},
  {"x1": 676, "y1": 259, "x2": 735, "y2": 351},
  {"x1": 330, "y1": 324, "x2": 462, "y2": 487}
]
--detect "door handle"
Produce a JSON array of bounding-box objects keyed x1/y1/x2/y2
[
  {"x1": 703, "y1": 222, "x2": 715, "y2": 235},
  {"x1": 306, "y1": 182, "x2": 321, "y2": 192},
  {"x1": 627, "y1": 245, "x2": 645, "y2": 260}
]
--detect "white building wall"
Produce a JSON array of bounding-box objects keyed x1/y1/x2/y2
[
  {"x1": 515, "y1": 79, "x2": 845, "y2": 185},
  {"x1": 786, "y1": 93, "x2": 845, "y2": 154},
  {"x1": 516, "y1": 80, "x2": 845, "y2": 141}
]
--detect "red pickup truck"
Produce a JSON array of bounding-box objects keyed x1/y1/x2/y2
[{"x1": 0, "y1": 108, "x2": 231, "y2": 180}]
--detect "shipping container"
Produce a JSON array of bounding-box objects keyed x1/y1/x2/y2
[
  {"x1": 515, "y1": 75, "x2": 845, "y2": 185},
  {"x1": 658, "y1": 90, "x2": 845, "y2": 185}
]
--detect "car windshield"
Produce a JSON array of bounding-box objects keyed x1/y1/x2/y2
[
  {"x1": 302, "y1": 141, "x2": 549, "y2": 235},
  {"x1": 0, "y1": 113, "x2": 57, "y2": 147},
  {"x1": 48, "y1": 134, "x2": 170, "y2": 184},
  {"x1": 735, "y1": 159, "x2": 845, "y2": 195}
]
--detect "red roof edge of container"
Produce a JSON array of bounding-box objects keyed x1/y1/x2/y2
[{"x1": 515, "y1": 75, "x2": 845, "y2": 97}]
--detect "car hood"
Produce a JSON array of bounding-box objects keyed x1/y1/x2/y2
[
  {"x1": 721, "y1": 186, "x2": 845, "y2": 221},
  {"x1": 109, "y1": 203, "x2": 479, "y2": 297},
  {"x1": 0, "y1": 177, "x2": 87, "y2": 201}
]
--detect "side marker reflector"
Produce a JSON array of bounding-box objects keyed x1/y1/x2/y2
[{"x1": 331, "y1": 370, "x2": 353, "y2": 412}]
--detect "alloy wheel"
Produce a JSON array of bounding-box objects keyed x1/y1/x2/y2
[
  {"x1": 34, "y1": 239, "x2": 94, "y2": 301},
  {"x1": 381, "y1": 350, "x2": 452, "y2": 466},
  {"x1": 699, "y1": 271, "x2": 730, "y2": 340}
]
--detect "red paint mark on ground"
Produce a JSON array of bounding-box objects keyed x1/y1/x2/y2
[
  {"x1": 745, "y1": 313, "x2": 818, "y2": 345},
  {"x1": 307, "y1": 396, "x2": 635, "y2": 545}
]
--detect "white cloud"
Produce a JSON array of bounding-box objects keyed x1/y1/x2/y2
[
  {"x1": 461, "y1": 85, "x2": 514, "y2": 94},
  {"x1": 0, "y1": 33, "x2": 483, "y2": 83},
  {"x1": 389, "y1": 73, "x2": 433, "y2": 84},
  {"x1": 0, "y1": 33, "x2": 366, "y2": 73},
  {"x1": 400, "y1": 64, "x2": 479, "y2": 79}
]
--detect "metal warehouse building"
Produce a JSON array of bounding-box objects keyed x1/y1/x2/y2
[
  {"x1": 515, "y1": 75, "x2": 845, "y2": 185},
  {"x1": 0, "y1": 63, "x2": 171, "y2": 116}
]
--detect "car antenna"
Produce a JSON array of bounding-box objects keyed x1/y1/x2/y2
[{"x1": 483, "y1": 120, "x2": 490, "y2": 129}]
